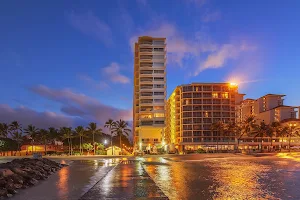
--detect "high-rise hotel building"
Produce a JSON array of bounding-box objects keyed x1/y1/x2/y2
[
  {"x1": 133, "y1": 36, "x2": 167, "y2": 150},
  {"x1": 166, "y1": 83, "x2": 244, "y2": 151}
]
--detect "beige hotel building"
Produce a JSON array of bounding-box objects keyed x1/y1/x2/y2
[
  {"x1": 133, "y1": 36, "x2": 167, "y2": 150},
  {"x1": 166, "y1": 83, "x2": 244, "y2": 151}
]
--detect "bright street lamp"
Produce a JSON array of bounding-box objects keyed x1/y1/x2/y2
[{"x1": 104, "y1": 139, "x2": 107, "y2": 145}]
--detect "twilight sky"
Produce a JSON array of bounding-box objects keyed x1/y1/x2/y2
[{"x1": 1, "y1": 0, "x2": 300, "y2": 130}]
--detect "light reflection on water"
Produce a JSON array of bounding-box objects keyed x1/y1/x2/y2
[
  {"x1": 143, "y1": 156, "x2": 300, "y2": 200},
  {"x1": 208, "y1": 161, "x2": 274, "y2": 200},
  {"x1": 57, "y1": 166, "x2": 69, "y2": 199}
]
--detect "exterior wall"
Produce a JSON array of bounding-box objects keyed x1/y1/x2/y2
[
  {"x1": 237, "y1": 94, "x2": 296, "y2": 125},
  {"x1": 166, "y1": 83, "x2": 243, "y2": 150},
  {"x1": 133, "y1": 36, "x2": 167, "y2": 149}
]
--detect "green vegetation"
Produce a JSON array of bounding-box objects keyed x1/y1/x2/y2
[
  {"x1": 209, "y1": 115, "x2": 300, "y2": 152},
  {"x1": 0, "y1": 119, "x2": 132, "y2": 155}
]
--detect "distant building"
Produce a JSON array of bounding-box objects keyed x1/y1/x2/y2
[
  {"x1": 133, "y1": 36, "x2": 167, "y2": 150},
  {"x1": 166, "y1": 82, "x2": 244, "y2": 152},
  {"x1": 236, "y1": 94, "x2": 299, "y2": 124}
]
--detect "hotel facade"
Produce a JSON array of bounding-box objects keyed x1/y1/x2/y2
[
  {"x1": 133, "y1": 36, "x2": 167, "y2": 150},
  {"x1": 166, "y1": 83, "x2": 244, "y2": 151}
]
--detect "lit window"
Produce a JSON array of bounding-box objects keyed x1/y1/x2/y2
[
  {"x1": 140, "y1": 114, "x2": 152, "y2": 119},
  {"x1": 222, "y1": 92, "x2": 229, "y2": 98},
  {"x1": 154, "y1": 113, "x2": 165, "y2": 118},
  {"x1": 204, "y1": 111, "x2": 209, "y2": 118},
  {"x1": 186, "y1": 100, "x2": 189, "y2": 105},
  {"x1": 212, "y1": 93, "x2": 218, "y2": 98}
]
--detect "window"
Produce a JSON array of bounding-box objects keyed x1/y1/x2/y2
[
  {"x1": 154, "y1": 106, "x2": 164, "y2": 110},
  {"x1": 194, "y1": 112, "x2": 202, "y2": 117},
  {"x1": 183, "y1": 118, "x2": 192, "y2": 124},
  {"x1": 154, "y1": 92, "x2": 164, "y2": 95},
  {"x1": 141, "y1": 107, "x2": 153, "y2": 111},
  {"x1": 154, "y1": 84, "x2": 164, "y2": 88},
  {"x1": 183, "y1": 86, "x2": 193, "y2": 92},
  {"x1": 154, "y1": 99, "x2": 164, "y2": 103},
  {"x1": 140, "y1": 70, "x2": 152, "y2": 74},
  {"x1": 183, "y1": 93, "x2": 192, "y2": 98},
  {"x1": 183, "y1": 112, "x2": 192, "y2": 117},
  {"x1": 153, "y1": 48, "x2": 164, "y2": 52},
  {"x1": 193, "y1": 131, "x2": 201, "y2": 136},
  {"x1": 154, "y1": 70, "x2": 164, "y2": 74},
  {"x1": 193, "y1": 93, "x2": 201, "y2": 98},
  {"x1": 183, "y1": 125, "x2": 192, "y2": 130},
  {"x1": 184, "y1": 99, "x2": 190, "y2": 105},
  {"x1": 153, "y1": 55, "x2": 165, "y2": 59},
  {"x1": 154, "y1": 77, "x2": 164, "y2": 81},
  {"x1": 141, "y1": 92, "x2": 152, "y2": 96},
  {"x1": 153, "y1": 40, "x2": 165, "y2": 45},
  {"x1": 204, "y1": 111, "x2": 209, "y2": 118},
  {"x1": 141, "y1": 99, "x2": 153, "y2": 103},
  {"x1": 153, "y1": 62, "x2": 164, "y2": 67},
  {"x1": 193, "y1": 99, "x2": 201, "y2": 104},
  {"x1": 154, "y1": 113, "x2": 165, "y2": 118},
  {"x1": 140, "y1": 114, "x2": 152, "y2": 119},
  {"x1": 193, "y1": 106, "x2": 201, "y2": 111},
  {"x1": 193, "y1": 118, "x2": 202, "y2": 123},
  {"x1": 140, "y1": 77, "x2": 153, "y2": 82},
  {"x1": 154, "y1": 120, "x2": 164, "y2": 124},
  {"x1": 183, "y1": 131, "x2": 192, "y2": 136},
  {"x1": 222, "y1": 92, "x2": 229, "y2": 98},
  {"x1": 183, "y1": 106, "x2": 192, "y2": 111},
  {"x1": 212, "y1": 93, "x2": 218, "y2": 98}
]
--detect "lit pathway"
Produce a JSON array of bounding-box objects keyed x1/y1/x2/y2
[{"x1": 80, "y1": 160, "x2": 168, "y2": 200}]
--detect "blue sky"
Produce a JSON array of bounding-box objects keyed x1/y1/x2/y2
[{"x1": 1, "y1": 0, "x2": 300, "y2": 129}]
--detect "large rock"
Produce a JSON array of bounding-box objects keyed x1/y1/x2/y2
[
  {"x1": 0, "y1": 168, "x2": 14, "y2": 177},
  {"x1": 0, "y1": 158, "x2": 67, "y2": 198},
  {"x1": 0, "y1": 188, "x2": 7, "y2": 197},
  {"x1": 10, "y1": 167, "x2": 27, "y2": 176}
]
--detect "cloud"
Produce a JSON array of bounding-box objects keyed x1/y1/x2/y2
[
  {"x1": 102, "y1": 62, "x2": 130, "y2": 84},
  {"x1": 202, "y1": 11, "x2": 221, "y2": 22},
  {"x1": 194, "y1": 43, "x2": 256, "y2": 76},
  {"x1": 130, "y1": 23, "x2": 217, "y2": 67},
  {"x1": 78, "y1": 74, "x2": 110, "y2": 90},
  {"x1": 30, "y1": 85, "x2": 132, "y2": 124},
  {"x1": 66, "y1": 11, "x2": 113, "y2": 46},
  {"x1": 0, "y1": 104, "x2": 77, "y2": 129}
]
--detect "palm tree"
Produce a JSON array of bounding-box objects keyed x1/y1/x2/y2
[
  {"x1": 24, "y1": 124, "x2": 39, "y2": 153},
  {"x1": 238, "y1": 115, "x2": 256, "y2": 151},
  {"x1": 252, "y1": 121, "x2": 270, "y2": 152},
  {"x1": 38, "y1": 129, "x2": 50, "y2": 155},
  {"x1": 60, "y1": 127, "x2": 73, "y2": 155},
  {"x1": 211, "y1": 121, "x2": 226, "y2": 152},
  {"x1": 11, "y1": 131, "x2": 23, "y2": 156},
  {"x1": 0, "y1": 123, "x2": 10, "y2": 138},
  {"x1": 105, "y1": 119, "x2": 115, "y2": 155},
  {"x1": 268, "y1": 122, "x2": 281, "y2": 151},
  {"x1": 87, "y1": 122, "x2": 102, "y2": 155},
  {"x1": 224, "y1": 120, "x2": 238, "y2": 151},
  {"x1": 286, "y1": 125, "x2": 300, "y2": 152},
  {"x1": 10, "y1": 121, "x2": 22, "y2": 155},
  {"x1": 75, "y1": 126, "x2": 85, "y2": 155},
  {"x1": 48, "y1": 127, "x2": 61, "y2": 153},
  {"x1": 278, "y1": 126, "x2": 289, "y2": 151},
  {"x1": 112, "y1": 119, "x2": 131, "y2": 155}
]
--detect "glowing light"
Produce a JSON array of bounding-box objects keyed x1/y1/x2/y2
[
  {"x1": 162, "y1": 141, "x2": 165, "y2": 146},
  {"x1": 229, "y1": 82, "x2": 238, "y2": 87},
  {"x1": 104, "y1": 140, "x2": 107, "y2": 144}
]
